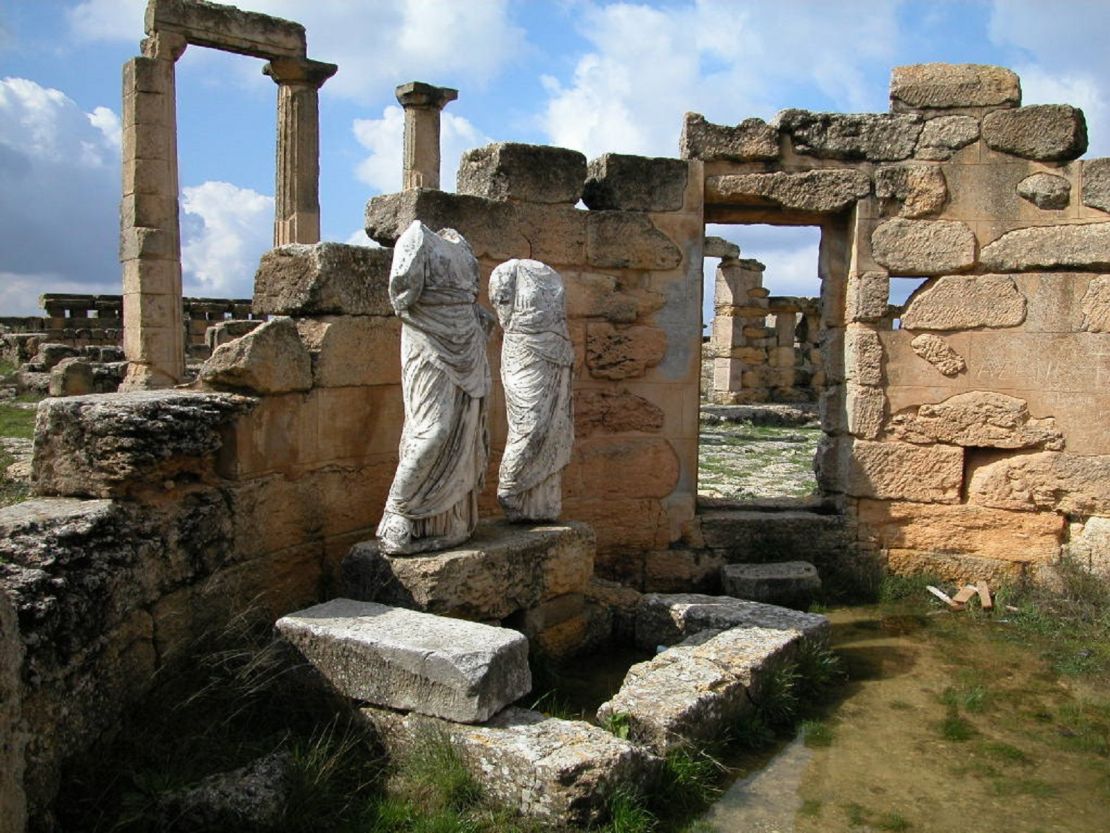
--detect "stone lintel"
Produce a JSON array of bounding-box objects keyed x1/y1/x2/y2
[
  {"x1": 263, "y1": 57, "x2": 338, "y2": 88},
  {"x1": 395, "y1": 81, "x2": 459, "y2": 111},
  {"x1": 146, "y1": 0, "x2": 306, "y2": 60}
]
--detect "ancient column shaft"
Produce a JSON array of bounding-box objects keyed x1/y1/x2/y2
[
  {"x1": 264, "y1": 58, "x2": 337, "y2": 245},
  {"x1": 395, "y1": 82, "x2": 458, "y2": 191}
]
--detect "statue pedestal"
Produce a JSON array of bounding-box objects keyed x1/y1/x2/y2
[{"x1": 341, "y1": 520, "x2": 600, "y2": 656}]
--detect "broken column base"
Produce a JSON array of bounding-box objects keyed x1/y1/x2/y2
[
  {"x1": 341, "y1": 520, "x2": 600, "y2": 657},
  {"x1": 720, "y1": 561, "x2": 822, "y2": 609}
]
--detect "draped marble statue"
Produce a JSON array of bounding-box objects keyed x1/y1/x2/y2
[
  {"x1": 489, "y1": 258, "x2": 574, "y2": 522},
  {"x1": 377, "y1": 221, "x2": 493, "y2": 554}
]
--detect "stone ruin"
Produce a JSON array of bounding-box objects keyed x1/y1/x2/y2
[{"x1": 2, "y1": 1, "x2": 1110, "y2": 828}]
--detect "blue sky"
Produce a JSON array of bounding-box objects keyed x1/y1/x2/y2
[{"x1": 1, "y1": 0, "x2": 1108, "y2": 318}]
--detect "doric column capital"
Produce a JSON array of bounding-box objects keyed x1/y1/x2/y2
[
  {"x1": 395, "y1": 81, "x2": 458, "y2": 111},
  {"x1": 264, "y1": 57, "x2": 338, "y2": 89}
]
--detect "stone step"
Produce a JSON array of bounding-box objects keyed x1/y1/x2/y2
[
  {"x1": 361, "y1": 705, "x2": 661, "y2": 828},
  {"x1": 341, "y1": 520, "x2": 595, "y2": 622},
  {"x1": 634, "y1": 592, "x2": 829, "y2": 651},
  {"x1": 276, "y1": 598, "x2": 531, "y2": 723},
  {"x1": 695, "y1": 508, "x2": 853, "y2": 567},
  {"x1": 720, "y1": 560, "x2": 821, "y2": 609}
]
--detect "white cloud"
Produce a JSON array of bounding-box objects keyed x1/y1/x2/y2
[
  {"x1": 66, "y1": 0, "x2": 146, "y2": 43},
  {"x1": 181, "y1": 181, "x2": 273, "y2": 298},
  {"x1": 0, "y1": 271, "x2": 121, "y2": 317},
  {"x1": 344, "y1": 229, "x2": 380, "y2": 247},
  {"x1": 88, "y1": 105, "x2": 121, "y2": 148},
  {"x1": 538, "y1": 0, "x2": 899, "y2": 159},
  {"x1": 0, "y1": 78, "x2": 121, "y2": 304},
  {"x1": 353, "y1": 104, "x2": 489, "y2": 195}
]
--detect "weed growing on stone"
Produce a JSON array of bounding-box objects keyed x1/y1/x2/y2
[
  {"x1": 600, "y1": 710, "x2": 632, "y2": 740},
  {"x1": 655, "y1": 747, "x2": 725, "y2": 811},
  {"x1": 604, "y1": 789, "x2": 657, "y2": 833},
  {"x1": 800, "y1": 719, "x2": 835, "y2": 748}
]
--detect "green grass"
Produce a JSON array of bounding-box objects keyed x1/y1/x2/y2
[
  {"x1": 936, "y1": 706, "x2": 977, "y2": 742},
  {"x1": 801, "y1": 719, "x2": 835, "y2": 748},
  {"x1": 0, "y1": 400, "x2": 36, "y2": 439}
]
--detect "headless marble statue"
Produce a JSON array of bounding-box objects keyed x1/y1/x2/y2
[
  {"x1": 377, "y1": 221, "x2": 493, "y2": 554},
  {"x1": 488, "y1": 258, "x2": 574, "y2": 522}
]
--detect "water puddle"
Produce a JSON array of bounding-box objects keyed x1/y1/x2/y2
[{"x1": 697, "y1": 605, "x2": 1110, "y2": 833}]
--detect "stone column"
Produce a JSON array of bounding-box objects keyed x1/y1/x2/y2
[
  {"x1": 264, "y1": 58, "x2": 337, "y2": 245},
  {"x1": 395, "y1": 82, "x2": 458, "y2": 190},
  {"x1": 119, "y1": 31, "x2": 187, "y2": 390}
]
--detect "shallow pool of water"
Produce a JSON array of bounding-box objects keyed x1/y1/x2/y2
[{"x1": 698, "y1": 605, "x2": 1110, "y2": 833}]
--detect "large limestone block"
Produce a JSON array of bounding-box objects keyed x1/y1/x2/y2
[
  {"x1": 277, "y1": 599, "x2": 531, "y2": 723},
  {"x1": 915, "y1": 115, "x2": 980, "y2": 161},
  {"x1": 696, "y1": 510, "x2": 854, "y2": 566},
  {"x1": 634, "y1": 593, "x2": 829, "y2": 650},
  {"x1": 679, "y1": 113, "x2": 779, "y2": 162},
  {"x1": 583, "y1": 154, "x2": 688, "y2": 212},
  {"x1": 705, "y1": 170, "x2": 871, "y2": 213},
  {"x1": 774, "y1": 109, "x2": 923, "y2": 162},
  {"x1": 598, "y1": 627, "x2": 801, "y2": 755},
  {"x1": 585, "y1": 322, "x2": 667, "y2": 380},
  {"x1": 1081, "y1": 275, "x2": 1110, "y2": 332},
  {"x1": 32, "y1": 391, "x2": 254, "y2": 498},
  {"x1": 145, "y1": 0, "x2": 307, "y2": 59},
  {"x1": 563, "y1": 272, "x2": 664, "y2": 324},
  {"x1": 846, "y1": 382, "x2": 885, "y2": 440},
  {"x1": 982, "y1": 105, "x2": 1088, "y2": 162},
  {"x1": 362, "y1": 706, "x2": 660, "y2": 827},
  {"x1": 890, "y1": 64, "x2": 1020, "y2": 112},
  {"x1": 366, "y1": 190, "x2": 523, "y2": 259},
  {"x1": 967, "y1": 451, "x2": 1110, "y2": 515},
  {"x1": 1017, "y1": 173, "x2": 1071, "y2": 210},
  {"x1": 456, "y1": 143, "x2": 587, "y2": 204},
  {"x1": 48, "y1": 358, "x2": 94, "y2": 397},
  {"x1": 910, "y1": 334, "x2": 966, "y2": 376},
  {"x1": 874, "y1": 162, "x2": 948, "y2": 218},
  {"x1": 295, "y1": 316, "x2": 401, "y2": 387},
  {"x1": 573, "y1": 389, "x2": 664, "y2": 436},
  {"x1": 858, "y1": 500, "x2": 1063, "y2": 563},
  {"x1": 1067, "y1": 517, "x2": 1110, "y2": 579},
  {"x1": 845, "y1": 327, "x2": 883, "y2": 386},
  {"x1": 846, "y1": 271, "x2": 890, "y2": 322},
  {"x1": 567, "y1": 436, "x2": 680, "y2": 501},
  {"x1": 846, "y1": 440, "x2": 963, "y2": 503},
  {"x1": 871, "y1": 219, "x2": 977, "y2": 275},
  {"x1": 890, "y1": 391, "x2": 1063, "y2": 449},
  {"x1": 901, "y1": 274, "x2": 1026, "y2": 330},
  {"x1": 198, "y1": 317, "x2": 311, "y2": 394},
  {"x1": 720, "y1": 562, "x2": 821, "y2": 608},
  {"x1": 980, "y1": 223, "x2": 1110, "y2": 272},
  {"x1": 703, "y1": 236, "x2": 741, "y2": 259},
  {"x1": 253, "y1": 243, "x2": 393, "y2": 317},
  {"x1": 1081, "y1": 158, "x2": 1110, "y2": 213},
  {"x1": 342, "y1": 521, "x2": 595, "y2": 621},
  {"x1": 586, "y1": 212, "x2": 682, "y2": 270}
]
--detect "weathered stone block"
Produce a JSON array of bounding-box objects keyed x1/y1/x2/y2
[
  {"x1": 32, "y1": 392, "x2": 254, "y2": 499},
  {"x1": 1017, "y1": 173, "x2": 1071, "y2": 210},
  {"x1": 909, "y1": 333, "x2": 966, "y2": 376},
  {"x1": 901, "y1": 274, "x2": 1026, "y2": 330},
  {"x1": 890, "y1": 64, "x2": 1020, "y2": 112},
  {"x1": 846, "y1": 382, "x2": 884, "y2": 439},
  {"x1": 582, "y1": 154, "x2": 688, "y2": 212},
  {"x1": 295, "y1": 316, "x2": 401, "y2": 388},
  {"x1": 1080, "y1": 275, "x2": 1110, "y2": 332},
  {"x1": 680, "y1": 113, "x2": 779, "y2": 161},
  {"x1": 846, "y1": 272, "x2": 889, "y2": 322},
  {"x1": 585, "y1": 323, "x2": 667, "y2": 380},
  {"x1": 980, "y1": 223, "x2": 1110, "y2": 272},
  {"x1": 982, "y1": 105, "x2": 1088, "y2": 161},
  {"x1": 198, "y1": 317, "x2": 311, "y2": 394},
  {"x1": 586, "y1": 212, "x2": 682, "y2": 270},
  {"x1": 365, "y1": 190, "x2": 526, "y2": 260},
  {"x1": 846, "y1": 440, "x2": 963, "y2": 503},
  {"x1": 456, "y1": 142, "x2": 586, "y2": 204},
  {"x1": 642, "y1": 550, "x2": 726, "y2": 594},
  {"x1": 1067, "y1": 517, "x2": 1110, "y2": 579},
  {"x1": 48, "y1": 358, "x2": 94, "y2": 397},
  {"x1": 145, "y1": 0, "x2": 306, "y2": 59},
  {"x1": 598, "y1": 627, "x2": 801, "y2": 754},
  {"x1": 361, "y1": 706, "x2": 660, "y2": 826},
  {"x1": 967, "y1": 451, "x2": 1110, "y2": 515},
  {"x1": 858, "y1": 499, "x2": 1063, "y2": 563},
  {"x1": 871, "y1": 218, "x2": 977, "y2": 275},
  {"x1": 634, "y1": 593, "x2": 829, "y2": 650},
  {"x1": 573, "y1": 389, "x2": 664, "y2": 436},
  {"x1": 844, "y1": 327, "x2": 883, "y2": 386},
  {"x1": 568, "y1": 437, "x2": 680, "y2": 501},
  {"x1": 1081, "y1": 157, "x2": 1110, "y2": 213},
  {"x1": 775, "y1": 109, "x2": 923, "y2": 162},
  {"x1": 874, "y1": 162, "x2": 948, "y2": 218},
  {"x1": 915, "y1": 115, "x2": 980, "y2": 161},
  {"x1": 720, "y1": 562, "x2": 821, "y2": 609},
  {"x1": 341, "y1": 521, "x2": 595, "y2": 621},
  {"x1": 706, "y1": 169, "x2": 871, "y2": 213},
  {"x1": 703, "y1": 236, "x2": 740, "y2": 259},
  {"x1": 277, "y1": 599, "x2": 530, "y2": 723},
  {"x1": 253, "y1": 243, "x2": 393, "y2": 316},
  {"x1": 890, "y1": 391, "x2": 1063, "y2": 450}
]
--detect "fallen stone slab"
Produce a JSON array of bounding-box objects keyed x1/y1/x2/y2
[
  {"x1": 634, "y1": 593, "x2": 829, "y2": 651},
  {"x1": 276, "y1": 599, "x2": 531, "y2": 723},
  {"x1": 361, "y1": 706, "x2": 661, "y2": 827},
  {"x1": 597, "y1": 626, "x2": 802, "y2": 754},
  {"x1": 720, "y1": 562, "x2": 822, "y2": 609},
  {"x1": 342, "y1": 520, "x2": 595, "y2": 621}
]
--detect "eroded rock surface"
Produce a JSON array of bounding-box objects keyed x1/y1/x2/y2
[
  {"x1": 874, "y1": 162, "x2": 948, "y2": 217},
  {"x1": 634, "y1": 593, "x2": 828, "y2": 650},
  {"x1": 980, "y1": 223, "x2": 1110, "y2": 272},
  {"x1": 915, "y1": 115, "x2": 980, "y2": 161},
  {"x1": 1017, "y1": 173, "x2": 1071, "y2": 210},
  {"x1": 775, "y1": 109, "x2": 923, "y2": 161},
  {"x1": 1082, "y1": 158, "x2": 1110, "y2": 213},
  {"x1": 901, "y1": 275, "x2": 1026, "y2": 330},
  {"x1": 982, "y1": 104, "x2": 1088, "y2": 161},
  {"x1": 890, "y1": 392, "x2": 1063, "y2": 450},
  {"x1": 198, "y1": 317, "x2": 311, "y2": 394},
  {"x1": 871, "y1": 219, "x2": 977, "y2": 275},
  {"x1": 706, "y1": 170, "x2": 871, "y2": 213},
  {"x1": 890, "y1": 63, "x2": 1021, "y2": 111},
  {"x1": 253, "y1": 243, "x2": 392, "y2": 316},
  {"x1": 910, "y1": 333, "x2": 966, "y2": 376},
  {"x1": 680, "y1": 113, "x2": 779, "y2": 162}
]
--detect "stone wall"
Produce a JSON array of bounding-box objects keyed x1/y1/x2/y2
[{"x1": 686, "y1": 62, "x2": 1109, "y2": 583}]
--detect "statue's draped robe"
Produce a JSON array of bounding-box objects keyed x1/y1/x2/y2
[
  {"x1": 489, "y1": 259, "x2": 574, "y2": 521},
  {"x1": 377, "y1": 221, "x2": 491, "y2": 554}
]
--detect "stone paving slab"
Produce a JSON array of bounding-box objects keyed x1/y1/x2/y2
[
  {"x1": 276, "y1": 598, "x2": 530, "y2": 723},
  {"x1": 361, "y1": 705, "x2": 661, "y2": 827}
]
